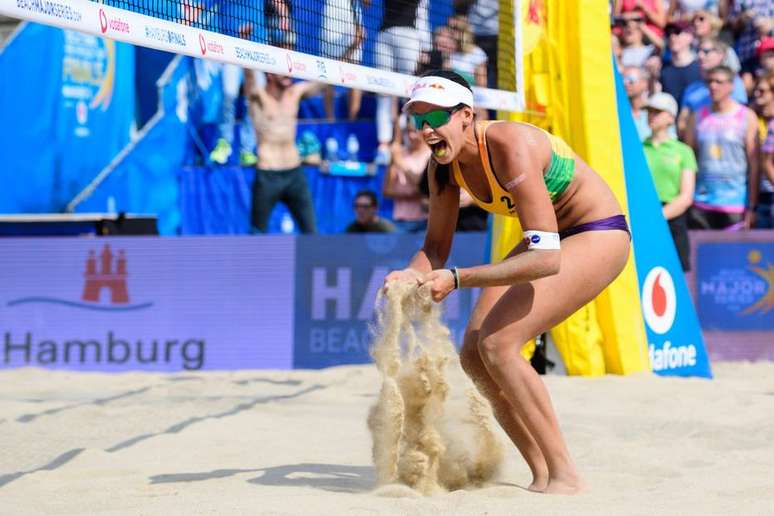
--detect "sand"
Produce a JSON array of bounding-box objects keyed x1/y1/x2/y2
[{"x1": 1, "y1": 362, "x2": 773, "y2": 515}]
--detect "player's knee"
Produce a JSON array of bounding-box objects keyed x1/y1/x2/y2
[{"x1": 478, "y1": 333, "x2": 508, "y2": 368}]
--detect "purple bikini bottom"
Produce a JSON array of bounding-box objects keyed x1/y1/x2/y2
[{"x1": 559, "y1": 214, "x2": 630, "y2": 240}]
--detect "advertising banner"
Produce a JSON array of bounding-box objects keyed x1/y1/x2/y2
[
  {"x1": 696, "y1": 242, "x2": 774, "y2": 331},
  {"x1": 293, "y1": 233, "x2": 486, "y2": 369},
  {"x1": 615, "y1": 67, "x2": 712, "y2": 378},
  {"x1": 0, "y1": 236, "x2": 295, "y2": 371}
]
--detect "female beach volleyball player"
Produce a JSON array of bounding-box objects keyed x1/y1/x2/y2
[{"x1": 384, "y1": 70, "x2": 631, "y2": 494}]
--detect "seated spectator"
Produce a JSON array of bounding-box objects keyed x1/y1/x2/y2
[
  {"x1": 752, "y1": 72, "x2": 774, "y2": 228},
  {"x1": 346, "y1": 190, "x2": 396, "y2": 233},
  {"x1": 690, "y1": 11, "x2": 741, "y2": 71},
  {"x1": 728, "y1": 1, "x2": 773, "y2": 91},
  {"x1": 668, "y1": 0, "x2": 720, "y2": 20},
  {"x1": 465, "y1": 0, "x2": 499, "y2": 88},
  {"x1": 374, "y1": 0, "x2": 432, "y2": 164},
  {"x1": 417, "y1": 26, "x2": 455, "y2": 76},
  {"x1": 448, "y1": 14, "x2": 488, "y2": 118},
  {"x1": 619, "y1": 12, "x2": 660, "y2": 68},
  {"x1": 244, "y1": 70, "x2": 322, "y2": 234},
  {"x1": 642, "y1": 93, "x2": 696, "y2": 270},
  {"x1": 677, "y1": 38, "x2": 748, "y2": 138},
  {"x1": 321, "y1": 0, "x2": 366, "y2": 120},
  {"x1": 756, "y1": 37, "x2": 774, "y2": 78},
  {"x1": 623, "y1": 66, "x2": 652, "y2": 141},
  {"x1": 614, "y1": 0, "x2": 666, "y2": 45},
  {"x1": 382, "y1": 116, "x2": 430, "y2": 233},
  {"x1": 684, "y1": 66, "x2": 760, "y2": 230},
  {"x1": 448, "y1": 14, "x2": 487, "y2": 88},
  {"x1": 661, "y1": 21, "x2": 702, "y2": 111}
]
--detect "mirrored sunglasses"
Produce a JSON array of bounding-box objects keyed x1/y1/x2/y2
[{"x1": 412, "y1": 105, "x2": 463, "y2": 130}]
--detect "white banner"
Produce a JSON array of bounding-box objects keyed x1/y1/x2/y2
[{"x1": 1, "y1": 0, "x2": 524, "y2": 111}]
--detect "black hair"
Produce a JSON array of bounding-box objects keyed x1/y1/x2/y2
[
  {"x1": 354, "y1": 189, "x2": 378, "y2": 207},
  {"x1": 419, "y1": 70, "x2": 471, "y2": 193},
  {"x1": 420, "y1": 69, "x2": 473, "y2": 91}
]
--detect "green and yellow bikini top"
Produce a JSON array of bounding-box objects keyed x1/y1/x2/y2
[{"x1": 451, "y1": 121, "x2": 576, "y2": 217}]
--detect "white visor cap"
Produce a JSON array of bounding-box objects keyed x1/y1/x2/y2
[{"x1": 403, "y1": 76, "x2": 474, "y2": 112}]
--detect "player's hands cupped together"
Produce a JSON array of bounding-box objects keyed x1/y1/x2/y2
[
  {"x1": 382, "y1": 268, "x2": 423, "y2": 292},
  {"x1": 418, "y1": 269, "x2": 455, "y2": 303}
]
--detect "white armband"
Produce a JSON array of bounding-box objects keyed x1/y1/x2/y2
[{"x1": 523, "y1": 231, "x2": 560, "y2": 250}]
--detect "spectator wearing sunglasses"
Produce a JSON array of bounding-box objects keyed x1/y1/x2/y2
[
  {"x1": 623, "y1": 66, "x2": 653, "y2": 141},
  {"x1": 614, "y1": 0, "x2": 666, "y2": 42},
  {"x1": 690, "y1": 11, "x2": 741, "y2": 71},
  {"x1": 677, "y1": 37, "x2": 748, "y2": 138},
  {"x1": 387, "y1": 70, "x2": 632, "y2": 494},
  {"x1": 660, "y1": 21, "x2": 702, "y2": 111},
  {"x1": 345, "y1": 190, "x2": 396, "y2": 233},
  {"x1": 619, "y1": 12, "x2": 662, "y2": 68},
  {"x1": 667, "y1": 0, "x2": 720, "y2": 20},
  {"x1": 684, "y1": 66, "x2": 760, "y2": 230}
]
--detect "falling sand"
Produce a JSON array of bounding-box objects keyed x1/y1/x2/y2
[{"x1": 367, "y1": 281, "x2": 503, "y2": 495}]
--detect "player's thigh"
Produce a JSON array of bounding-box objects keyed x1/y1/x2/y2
[{"x1": 480, "y1": 230, "x2": 630, "y2": 351}]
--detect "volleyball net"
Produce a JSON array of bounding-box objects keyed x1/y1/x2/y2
[{"x1": 1, "y1": 0, "x2": 524, "y2": 111}]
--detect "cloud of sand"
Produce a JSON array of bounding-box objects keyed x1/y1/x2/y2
[{"x1": 367, "y1": 281, "x2": 503, "y2": 495}]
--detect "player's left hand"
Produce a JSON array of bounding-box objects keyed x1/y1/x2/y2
[{"x1": 419, "y1": 269, "x2": 456, "y2": 303}]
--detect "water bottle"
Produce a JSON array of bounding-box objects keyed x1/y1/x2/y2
[
  {"x1": 280, "y1": 212, "x2": 295, "y2": 234},
  {"x1": 325, "y1": 137, "x2": 339, "y2": 162},
  {"x1": 106, "y1": 196, "x2": 116, "y2": 214},
  {"x1": 346, "y1": 133, "x2": 360, "y2": 162}
]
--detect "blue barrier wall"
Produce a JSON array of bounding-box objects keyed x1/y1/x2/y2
[{"x1": 0, "y1": 232, "x2": 486, "y2": 372}]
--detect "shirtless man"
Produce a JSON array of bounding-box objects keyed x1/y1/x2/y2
[{"x1": 244, "y1": 69, "x2": 321, "y2": 233}]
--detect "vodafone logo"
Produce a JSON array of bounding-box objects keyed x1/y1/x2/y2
[
  {"x1": 642, "y1": 266, "x2": 677, "y2": 335},
  {"x1": 199, "y1": 34, "x2": 207, "y2": 55},
  {"x1": 98, "y1": 8, "x2": 129, "y2": 34},
  {"x1": 99, "y1": 9, "x2": 108, "y2": 33}
]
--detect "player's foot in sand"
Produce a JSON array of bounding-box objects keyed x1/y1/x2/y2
[
  {"x1": 544, "y1": 474, "x2": 585, "y2": 495},
  {"x1": 527, "y1": 477, "x2": 548, "y2": 492}
]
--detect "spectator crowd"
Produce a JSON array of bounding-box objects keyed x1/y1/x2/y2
[
  {"x1": 181, "y1": 0, "x2": 774, "y2": 261},
  {"x1": 614, "y1": 0, "x2": 774, "y2": 269}
]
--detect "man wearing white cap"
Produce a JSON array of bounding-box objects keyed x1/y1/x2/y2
[
  {"x1": 642, "y1": 92, "x2": 697, "y2": 271},
  {"x1": 384, "y1": 70, "x2": 633, "y2": 495}
]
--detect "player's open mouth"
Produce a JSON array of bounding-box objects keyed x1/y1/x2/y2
[{"x1": 430, "y1": 140, "x2": 448, "y2": 158}]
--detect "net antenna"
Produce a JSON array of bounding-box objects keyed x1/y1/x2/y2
[{"x1": 0, "y1": 0, "x2": 524, "y2": 112}]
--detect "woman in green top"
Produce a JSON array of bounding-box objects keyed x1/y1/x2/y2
[
  {"x1": 642, "y1": 92, "x2": 697, "y2": 270},
  {"x1": 384, "y1": 70, "x2": 632, "y2": 495}
]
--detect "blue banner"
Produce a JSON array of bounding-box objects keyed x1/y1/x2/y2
[
  {"x1": 0, "y1": 236, "x2": 295, "y2": 372},
  {"x1": 696, "y1": 242, "x2": 774, "y2": 331},
  {"x1": 76, "y1": 57, "x2": 191, "y2": 235},
  {"x1": 293, "y1": 233, "x2": 486, "y2": 369},
  {"x1": 0, "y1": 24, "x2": 135, "y2": 213},
  {"x1": 615, "y1": 66, "x2": 712, "y2": 378}
]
